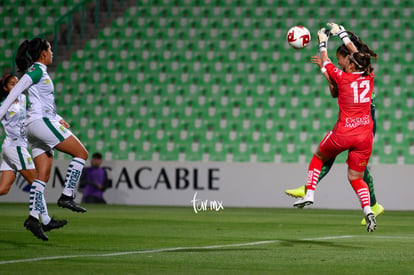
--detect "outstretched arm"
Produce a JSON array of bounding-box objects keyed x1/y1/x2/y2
[
  {"x1": 316, "y1": 28, "x2": 339, "y2": 97},
  {"x1": 317, "y1": 28, "x2": 330, "y2": 63},
  {"x1": 327, "y1": 22, "x2": 358, "y2": 53},
  {"x1": 0, "y1": 74, "x2": 32, "y2": 120}
]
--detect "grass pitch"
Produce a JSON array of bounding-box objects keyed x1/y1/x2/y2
[{"x1": 1, "y1": 203, "x2": 414, "y2": 274}]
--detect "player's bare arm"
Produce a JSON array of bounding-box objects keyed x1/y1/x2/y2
[
  {"x1": 311, "y1": 55, "x2": 338, "y2": 98},
  {"x1": 327, "y1": 22, "x2": 358, "y2": 53}
]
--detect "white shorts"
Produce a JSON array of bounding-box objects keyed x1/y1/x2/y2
[
  {"x1": 0, "y1": 146, "x2": 35, "y2": 171},
  {"x1": 26, "y1": 118, "x2": 73, "y2": 158}
]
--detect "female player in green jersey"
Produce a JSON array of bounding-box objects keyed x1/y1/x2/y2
[
  {"x1": 0, "y1": 38, "x2": 89, "y2": 240},
  {"x1": 0, "y1": 73, "x2": 67, "y2": 234}
]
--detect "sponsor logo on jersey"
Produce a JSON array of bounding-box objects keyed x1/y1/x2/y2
[
  {"x1": 59, "y1": 125, "x2": 68, "y2": 133},
  {"x1": 345, "y1": 115, "x2": 370, "y2": 128}
]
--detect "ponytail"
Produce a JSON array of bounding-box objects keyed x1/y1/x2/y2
[
  {"x1": 336, "y1": 31, "x2": 378, "y2": 74},
  {"x1": 348, "y1": 31, "x2": 378, "y2": 60},
  {"x1": 15, "y1": 40, "x2": 32, "y2": 72},
  {"x1": 349, "y1": 52, "x2": 373, "y2": 76},
  {"x1": 15, "y1": 38, "x2": 49, "y2": 72}
]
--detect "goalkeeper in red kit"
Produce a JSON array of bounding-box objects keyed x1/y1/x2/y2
[
  {"x1": 293, "y1": 23, "x2": 377, "y2": 232},
  {"x1": 286, "y1": 28, "x2": 384, "y2": 227}
]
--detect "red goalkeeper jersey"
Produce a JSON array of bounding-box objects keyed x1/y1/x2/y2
[{"x1": 325, "y1": 62, "x2": 374, "y2": 136}]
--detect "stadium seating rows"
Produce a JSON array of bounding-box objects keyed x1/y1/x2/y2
[
  {"x1": 0, "y1": 0, "x2": 84, "y2": 70},
  {"x1": 2, "y1": 0, "x2": 414, "y2": 164},
  {"x1": 51, "y1": 0, "x2": 414, "y2": 163}
]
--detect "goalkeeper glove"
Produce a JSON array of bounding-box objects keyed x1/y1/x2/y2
[
  {"x1": 327, "y1": 22, "x2": 351, "y2": 45},
  {"x1": 317, "y1": 28, "x2": 330, "y2": 52}
]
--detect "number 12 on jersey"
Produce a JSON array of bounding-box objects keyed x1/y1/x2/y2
[{"x1": 351, "y1": 80, "x2": 370, "y2": 104}]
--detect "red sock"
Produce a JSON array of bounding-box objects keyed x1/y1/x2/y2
[
  {"x1": 305, "y1": 155, "x2": 323, "y2": 191},
  {"x1": 350, "y1": 178, "x2": 370, "y2": 208}
]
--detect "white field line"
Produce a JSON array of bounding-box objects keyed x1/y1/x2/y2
[
  {"x1": 0, "y1": 235, "x2": 354, "y2": 265},
  {"x1": 6, "y1": 235, "x2": 414, "y2": 265}
]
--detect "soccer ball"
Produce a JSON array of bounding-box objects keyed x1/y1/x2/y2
[{"x1": 287, "y1": 26, "x2": 311, "y2": 49}]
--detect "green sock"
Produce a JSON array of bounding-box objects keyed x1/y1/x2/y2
[
  {"x1": 363, "y1": 167, "x2": 377, "y2": 206},
  {"x1": 312, "y1": 158, "x2": 378, "y2": 207},
  {"x1": 303, "y1": 158, "x2": 335, "y2": 192},
  {"x1": 316, "y1": 158, "x2": 335, "y2": 183}
]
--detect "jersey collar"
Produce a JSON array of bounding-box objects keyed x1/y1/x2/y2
[{"x1": 34, "y1": 62, "x2": 47, "y2": 70}]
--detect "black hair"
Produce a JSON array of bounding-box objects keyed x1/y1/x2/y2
[
  {"x1": 349, "y1": 52, "x2": 373, "y2": 76},
  {"x1": 0, "y1": 74, "x2": 17, "y2": 101},
  {"x1": 348, "y1": 31, "x2": 378, "y2": 60},
  {"x1": 15, "y1": 38, "x2": 50, "y2": 72},
  {"x1": 92, "y1": 152, "x2": 103, "y2": 159},
  {"x1": 335, "y1": 31, "x2": 377, "y2": 76},
  {"x1": 336, "y1": 44, "x2": 350, "y2": 57},
  {"x1": 336, "y1": 32, "x2": 378, "y2": 59}
]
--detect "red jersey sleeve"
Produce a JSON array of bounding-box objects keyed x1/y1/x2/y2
[{"x1": 325, "y1": 62, "x2": 343, "y2": 85}]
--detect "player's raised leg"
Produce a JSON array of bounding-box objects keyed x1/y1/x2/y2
[
  {"x1": 293, "y1": 154, "x2": 324, "y2": 208},
  {"x1": 24, "y1": 152, "x2": 55, "y2": 241},
  {"x1": 349, "y1": 176, "x2": 375, "y2": 232},
  {"x1": 285, "y1": 158, "x2": 336, "y2": 198},
  {"x1": 24, "y1": 179, "x2": 49, "y2": 241},
  {"x1": 56, "y1": 135, "x2": 88, "y2": 213},
  {"x1": 19, "y1": 168, "x2": 68, "y2": 231},
  {"x1": 0, "y1": 170, "x2": 17, "y2": 195}
]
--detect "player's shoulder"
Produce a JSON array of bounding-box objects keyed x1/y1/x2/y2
[
  {"x1": 25, "y1": 63, "x2": 44, "y2": 84},
  {"x1": 326, "y1": 63, "x2": 343, "y2": 76}
]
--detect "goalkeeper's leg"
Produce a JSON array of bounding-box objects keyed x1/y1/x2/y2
[
  {"x1": 285, "y1": 158, "x2": 336, "y2": 198},
  {"x1": 360, "y1": 167, "x2": 384, "y2": 226}
]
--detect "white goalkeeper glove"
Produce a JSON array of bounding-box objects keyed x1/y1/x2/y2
[
  {"x1": 327, "y1": 22, "x2": 351, "y2": 45},
  {"x1": 317, "y1": 28, "x2": 330, "y2": 52}
]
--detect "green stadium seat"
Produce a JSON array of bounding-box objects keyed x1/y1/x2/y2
[{"x1": 42, "y1": 1, "x2": 413, "y2": 163}]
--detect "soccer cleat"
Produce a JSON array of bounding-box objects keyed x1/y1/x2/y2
[
  {"x1": 365, "y1": 213, "x2": 376, "y2": 232},
  {"x1": 58, "y1": 194, "x2": 87, "y2": 213},
  {"x1": 285, "y1": 185, "x2": 306, "y2": 198},
  {"x1": 360, "y1": 203, "x2": 384, "y2": 226},
  {"x1": 293, "y1": 194, "x2": 314, "y2": 208},
  {"x1": 24, "y1": 216, "x2": 48, "y2": 241},
  {"x1": 42, "y1": 218, "x2": 68, "y2": 232}
]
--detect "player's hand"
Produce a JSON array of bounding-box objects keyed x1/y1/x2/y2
[
  {"x1": 317, "y1": 28, "x2": 329, "y2": 52},
  {"x1": 311, "y1": 55, "x2": 323, "y2": 68},
  {"x1": 327, "y1": 22, "x2": 347, "y2": 39},
  {"x1": 311, "y1": 56, "x2": 331, "y2": 68},
  {"x1": 317, "y1": 28, "x2": 329, "y2": 43},
  {"x1": 59, "y1": 119, "x2": 70, "y2": 129}
]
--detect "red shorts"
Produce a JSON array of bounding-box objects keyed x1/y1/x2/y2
[{"x1": 318, "y1": 131, "x2": 373, "y2": 172}]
